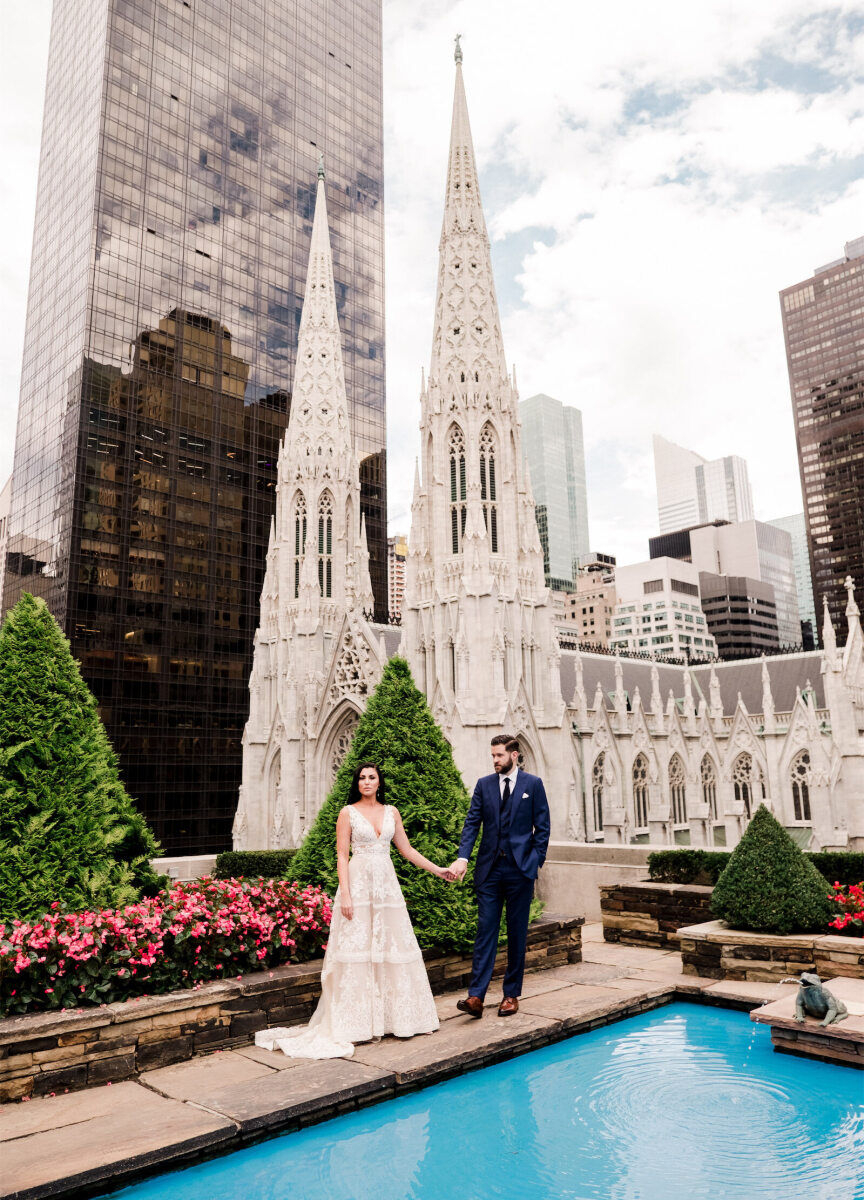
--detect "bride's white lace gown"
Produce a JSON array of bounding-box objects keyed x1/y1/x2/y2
[{"x1": 255, "y1": 805, "x2": 440, "y2": 1059}]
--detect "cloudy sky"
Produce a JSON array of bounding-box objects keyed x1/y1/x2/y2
[{"x1": 2, "y1": 2, "x2": 863, "y2": 564}]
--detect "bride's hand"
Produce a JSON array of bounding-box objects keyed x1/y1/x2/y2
[
  {"x1": 433, "y1": 865, "x2": 454, "y2": 881},
  {"x1": 341, "y1": 897, "x2": 354, "y2": 920}
]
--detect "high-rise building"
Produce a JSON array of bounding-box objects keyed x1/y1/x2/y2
[
  {"x1": 611, "y1": 558, "x2": 717, "y2": 660},
  {"x1": 387, "y1": 534, "x2": 408, "y2": 621},
  {"x1": 653, "y1": 435, "x2": 754, "y2": 534},
  {"x1": 688, "y1": 521, "x2": 801, "y2": 649},
  {"x1": 2, "y1": 0, "x2": 385, "y2": 853},
  {"x1": 520, "y1": 393, "x2": 590, "y2": 588},
  {"x1": 0, "y1": 476, "x2": 11, "y2": 613},
  {"x1": 697, "y1": 572, "x2": 780, "y2": 659},
  {"x1": 767, "y1": 513, "x2": 818, "y2": 647},
  {"x1": 780, "y1": 239, "x2": 864, "y2": 633}
]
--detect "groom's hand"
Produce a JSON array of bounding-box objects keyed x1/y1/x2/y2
[{"x1": 448, "y1": 858, "x2": 468, "y2": 882}]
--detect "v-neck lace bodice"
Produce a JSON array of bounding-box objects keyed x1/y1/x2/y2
[{"x1": 349, "y1": 803, "x2": 393, "y2": 852}]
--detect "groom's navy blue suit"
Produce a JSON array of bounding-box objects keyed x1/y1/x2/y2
[{"x1": 458, "y1": 768, "x2": 551, "y2": 1000}]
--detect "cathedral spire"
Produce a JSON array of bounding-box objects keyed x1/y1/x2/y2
[{"x1": 428, "y1": 50, "x2": 509, "y2": 388}]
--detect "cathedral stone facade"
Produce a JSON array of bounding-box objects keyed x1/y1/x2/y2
[{"x1": 234, "y1": 55, "x2": 864, "y2": 856}]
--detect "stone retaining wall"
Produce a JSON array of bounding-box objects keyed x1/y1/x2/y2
[
  {"x1": 600, "y1": 882, "x2": 714, "y2": 947},
  {"x1": 0, "y1": 915, "x2": 583, "y2": 1103},
  {"x1": 678, "y1": 919, "x2": 864, "y2": 982}
]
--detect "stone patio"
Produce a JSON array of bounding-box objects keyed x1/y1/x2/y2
[{"x1": 0, "y1": 924, "x2": 815, "y2": 1200}]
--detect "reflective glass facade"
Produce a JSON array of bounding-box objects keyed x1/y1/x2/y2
[
  {"x1": 781, "y1": 242, "x2": 864, "y2": 635},
  {"x1": 4, "y1": 0, "x2": 385, "y2": 853}
]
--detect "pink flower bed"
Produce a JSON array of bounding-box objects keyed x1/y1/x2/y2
[
  {"x1": 829, "y1": 881, "x2": 864, "y2": 936},
  {"x1": 0, "y1": 878, "x2": 332, "y2": 1017}
]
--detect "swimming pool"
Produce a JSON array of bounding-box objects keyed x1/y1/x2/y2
[{"x1": 103, "y1": 1003, "x2": 864, "y2": 1200}]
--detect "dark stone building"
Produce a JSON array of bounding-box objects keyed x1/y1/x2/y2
[
  {"x1": 780, "y1": 238, "x2": 864, "y2": 633},
  {"x1": 3, "y1": 0, "x2": 386, "y2": 853}
]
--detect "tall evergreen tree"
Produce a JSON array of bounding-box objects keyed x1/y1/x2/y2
[
  {"x1": 292, "y1": 657, "x2": 480, "y2": 951},
  {"x1": 711, "y1": 803, "x2": 833, "y2": 934},
  {"x1": 0, "y1": 594, "x2": 161, "y2": 922}
]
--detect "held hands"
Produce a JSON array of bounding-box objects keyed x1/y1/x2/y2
[{"x1": 447, "y1": 859, "x2": 468, "y2": 882}]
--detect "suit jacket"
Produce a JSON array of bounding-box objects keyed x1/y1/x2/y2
[{"x1": 458, "y1": 769, "x2": 551, "y2": 888}]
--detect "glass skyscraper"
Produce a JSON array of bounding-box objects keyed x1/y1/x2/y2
[
  {"x1": 3, "y1": 0, "x2": 385, "y2": 853},
  {"x1": 519, "y1": 393, "x2": 590, "y2": 590},
  {"x1": 780, "y1": 238, "x2": 864, "y2": 635}
]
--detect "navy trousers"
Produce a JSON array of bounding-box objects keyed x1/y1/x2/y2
[{"x1": 468, "y1": 855, "x2": 535, "y2": 1000}]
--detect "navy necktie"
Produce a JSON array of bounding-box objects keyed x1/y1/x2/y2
[{"x1": 499, "y1": 777, "x2": 512, "y2": 850}]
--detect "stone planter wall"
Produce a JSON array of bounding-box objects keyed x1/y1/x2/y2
[
  {"x1": 600, "y1": 881, "x2": 714, "y2": 947},
  {"x1": 679, "y1": 919, "x2": 864, "y2": 982},
  {"x1": 0, "y1": 914, "x2": 583, "y2": 1103}
]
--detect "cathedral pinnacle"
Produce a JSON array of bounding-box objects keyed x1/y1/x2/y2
[
  {"x1": 454, "y1": 33, "x2": 463, "y2": 65},
  {"x1": 317, "y1": 151, "x2": 325, "y2": 181}
]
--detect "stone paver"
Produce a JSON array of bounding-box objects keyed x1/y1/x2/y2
[
  {"x1": 233, "y1": 1043, "x2": 308, "y2": 1071},
  {"x1": 581, "y1": 941, "x2": 679, "y2": 967},
  {"x1": 520, "y1": 982, "x2": 672, "y2": 1028},
  {"x1": 168, "y1": 1058, "x2": 396, "y2": 1134},
  {"x1": 0, "y1": 1081, "x2": 234, "y2": 1200},
  {"x1": 702, "y1": 979, "x2": 799, "y2": 1007},
  {"x1": 141, "y1": 1048, "x2": 275, "y2": 1100},
  {"x1": 350, "y1": 1012, "x2": 557, "y2": 1085}
]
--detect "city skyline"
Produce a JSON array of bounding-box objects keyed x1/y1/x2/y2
[{"x1": 2, "y1": 3, "x2": 864, "y2": 567}]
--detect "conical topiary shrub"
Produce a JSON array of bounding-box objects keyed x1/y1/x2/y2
[
  {"x1": 0, "y1": 593, "x2": 161, "y2": 922},
  {"x1": 291, "y1": 657, "x2": 480, "y2": 951},
  {"x1": 710, "y1": 803, "x2": 833, "y2": 934}
]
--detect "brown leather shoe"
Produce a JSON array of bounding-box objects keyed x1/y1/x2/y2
[
  {"x1": 456, "y1": 995, "x2": 484, "y2": 1019},
  {"x1": 498, "y1": 996, "x2": 519, "y2": 1016}
]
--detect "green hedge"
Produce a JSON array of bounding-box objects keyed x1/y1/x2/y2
[
  {"x1": 648, "y1": 848, "x2": 864, "y2": 887},
  {"x1": 213, "y1": 850, "x2": 297, "y2": 880}
]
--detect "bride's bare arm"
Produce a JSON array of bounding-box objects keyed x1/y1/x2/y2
[
  {"x1": 391, "y1": 808, "x2": 449, "y2": 878},
  {"x1": 336, "y1": 807, "x2": 353, "y2": 919}
]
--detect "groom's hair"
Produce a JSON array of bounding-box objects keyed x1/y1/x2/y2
[{"x1": 491, "y1": 734, "x2": 520, "y2": 753}]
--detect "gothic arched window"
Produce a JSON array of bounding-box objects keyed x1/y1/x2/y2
[
  {"x1": 479, "y1": 423, "x2": 499, "y2": 553},
  {"x1": 790, "y1": 750, "x2": 811, "y2": 822},
  {"x1": 732, "y1": 753, "x2": 754, "y2": 818},
  {"x1": 317, "y1": 492, "x2": 333, "y2": 598},
  {"x1": 448, "y1": 425, "x2": 467, "y2": 554},
  {"x1": 701, "y1": 755, "x2": 718, "y2": 821},
  {"x1": 669, "y1": 754, "x2": 687, "y2": 825},
  {"x1": 592, "y1": 753, "x2": 605, "y2": 834},
  {"x1": 293, "y1": 493, "x2": 307, "y2": 599},
  {"x1": 633, "y1": 753, "x2": 649, "y2": 830}
]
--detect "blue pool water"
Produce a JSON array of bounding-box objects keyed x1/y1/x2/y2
[{"x1": 105, "y1": 1004, "x2": 864, "y2": 1200}]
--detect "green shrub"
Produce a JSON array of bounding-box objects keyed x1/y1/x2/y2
[
  {"x1": 710, "y1": 804, "x2": 833, "y2": 934},
  {"x1": 647, "y1": 849, "x2": 731, "y2": 886},
  {"x1": 0, "y1": 594, "x2": 161, "y2": 922},
  {"x1": 648, "y1": 847, "x2": 864, "y2": 888},
  {"x1": 291, "y1": 657, "x2": 481, "y2": 952},
  {"x1": 808, "y1": 851, "x2": 864, "y2": 887},
  {"x1": 213, "y1": 849, "x2": 297, "y2": 880}
]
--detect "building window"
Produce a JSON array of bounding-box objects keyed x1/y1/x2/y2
[
  {"x1": 790, "y1": 750, "x2": 812, "y2": 822},
  {"x1": 449, "y1": 424, "x2": 467, "y2": 554},
  {"x1": 701, "y1": 755, "x2": 717, "y2": 820},
  {"x1": 479, "y1": 423, "x2": 499, "y2": 553},
  {"x1": 293, "y1": 492, "x2": 307, "y2": 599},
  {"x1": 633, "y1": 753, "x2": 649, "y2": 829},
  {"x1": 317, "y1": 492, "x2": 333, "y2": 598},
  {"x1": 592, "y1": 752, "x2": 605, "y2": 834},
  {"x1": 669, "y1": 754, "x2": 687, "y2": 825},
  {"x1": 732, "y1": 753, "x2": 754, "y2": 818}
]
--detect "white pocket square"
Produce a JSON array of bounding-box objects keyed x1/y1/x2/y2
[{"x1": 522, "y1": 792, "x2": 529, "y2": 798}]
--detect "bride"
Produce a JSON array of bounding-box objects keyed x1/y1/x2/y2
[{"x1": 256, "y1": 761, "x2": 451, "y2": 1059}]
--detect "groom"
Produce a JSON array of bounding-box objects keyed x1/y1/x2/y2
[{"x1": 448, "y1": 735, "x2": 551, "y2": 1017}]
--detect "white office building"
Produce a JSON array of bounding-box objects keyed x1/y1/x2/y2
[
  {"x1": 654, "y1": 435, "x2": 754, "y2": 534},
  {"x1": 611, "y1": 558, "x2": 717, "y2": 660}
]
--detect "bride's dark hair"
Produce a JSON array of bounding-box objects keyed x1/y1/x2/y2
[{"x1": 347, "y1": 761, "x2": 386, "y2": 805}]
